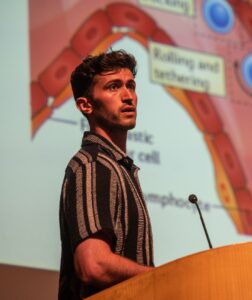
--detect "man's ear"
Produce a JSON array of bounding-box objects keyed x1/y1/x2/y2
[{"x1": 76, "y1": 97, "x2": 93, "y2": 115}]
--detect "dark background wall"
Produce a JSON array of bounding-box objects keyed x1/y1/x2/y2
[{"x1": 0, "y1": 264, "x2": 58, "y2": 300}]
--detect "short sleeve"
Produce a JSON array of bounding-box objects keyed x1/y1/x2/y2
[{"x1": 62, "y1": 160, "x2": 118, "y2": 251}]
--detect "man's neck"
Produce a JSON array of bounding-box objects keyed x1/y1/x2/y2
[{"x1": 91, "y1": 127, "x2": 128, "y2": 153}]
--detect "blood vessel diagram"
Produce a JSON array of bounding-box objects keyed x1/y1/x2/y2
[{"x1": 29, "y1": 0, "x2": 252, "y2": 235}]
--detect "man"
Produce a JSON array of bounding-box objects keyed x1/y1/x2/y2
[{"x1": 59, "y1": 50, "x2": 154, "y2": 300}]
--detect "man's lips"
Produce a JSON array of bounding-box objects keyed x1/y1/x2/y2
[{"x1": 121, "y1": 106, "x2": 136, "y2": 113}]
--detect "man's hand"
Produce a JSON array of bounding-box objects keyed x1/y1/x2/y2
[{"x1": 74, "y1": 231, "x2": 153, "y2": 288}]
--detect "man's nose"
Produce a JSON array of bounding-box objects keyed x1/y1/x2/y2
[{"x1": 121, "y1": 86, "x2": 134, "y2": 101}]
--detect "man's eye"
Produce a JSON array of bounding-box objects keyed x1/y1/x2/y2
[
  {"x1": 109, "y1": 84, "x2": 118, "y2": 91},
  {"x1": 128, "y1": 83, "x2": 136, "y2": 91}
]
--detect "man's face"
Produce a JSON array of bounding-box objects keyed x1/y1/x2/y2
[{"x1": 90, "y1": 68, "x2": 137, "y2": 132}]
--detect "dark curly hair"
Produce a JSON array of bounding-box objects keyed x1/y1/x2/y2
[{"x1": 70, "y1": 50, "x2": 137, "y2": 101}]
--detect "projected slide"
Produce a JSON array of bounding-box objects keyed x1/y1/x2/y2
[{"x1": 1, "y1": 0, "x2": 252, "y2": 271}]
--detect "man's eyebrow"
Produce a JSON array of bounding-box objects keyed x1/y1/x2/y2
[
  {"x1": 103, "y1": 79, "x2": 122, "y2": 86},
  {"x1": 103, "y1": 78, "x2": 136, "y2": 87},
  {"x1": 106, "y1": 79, "x2": 121, "y2": 84},
  {"x1": 127, "y1": 79, "x2": 136, "y2": 84}
]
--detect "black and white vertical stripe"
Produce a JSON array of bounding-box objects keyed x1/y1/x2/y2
[{"x1": 59, "y1": 132, "x2": 154, "y2": 299}]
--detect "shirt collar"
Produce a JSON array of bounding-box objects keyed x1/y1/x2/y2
[{"x1": 81, "y1": 131, "x2": 135, "y2": 169}]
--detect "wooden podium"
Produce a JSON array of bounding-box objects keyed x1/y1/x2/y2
[{"x1": 87, "y1": 242, "x2": 252, "y2": 300}]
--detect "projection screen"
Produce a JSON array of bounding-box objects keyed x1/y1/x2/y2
[{"x1": 1, "y1": 0, "x2": 252, "y2": 277}]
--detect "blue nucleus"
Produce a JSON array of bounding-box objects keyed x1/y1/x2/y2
[
  {"x1": 241, "y1": 54, "x2": 252, "y2": 89},
  {"x1": 203, "y1": 0, "x2": 234, "y2": 34}
]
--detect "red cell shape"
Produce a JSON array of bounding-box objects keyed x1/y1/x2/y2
[
  {"x1": 30, "y1": 82, "x2": 47, "y2": 117},
  {"x1": 233, "y1": 3, "x2": 252, "y2": 37},
  {"x1": 38, "y1": 48, "x2": 81, "y2": 97},
  {"x1": 107, "y1": 3, "x2": 157, "y2": 37},
  {"x1": 151, "y1": 28, "x2": 175, "y2": 45},
  {"x1": 235, "y1": 189, "x2": 252, "y2": 235},
  {"x1": 213, "y1": 133, "x2": 246, "y2": 190},
  {"x1": 71, "y1": 10, "x2": 112, "y2": 57},
  {"x1": 227, "y1": 0, "x2": 239, "y2": 6},
  {"x1": 186, "y1": 91, "x2": 222, "y2": 134}
]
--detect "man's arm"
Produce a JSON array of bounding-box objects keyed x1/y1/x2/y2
[{"x1": 74, "y1": 232, "x2": 153, "y2": 288}]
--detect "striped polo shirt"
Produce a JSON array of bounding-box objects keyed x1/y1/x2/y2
[{"x1": 59, "y1": 132, "x2": 154, "y2": 299}]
